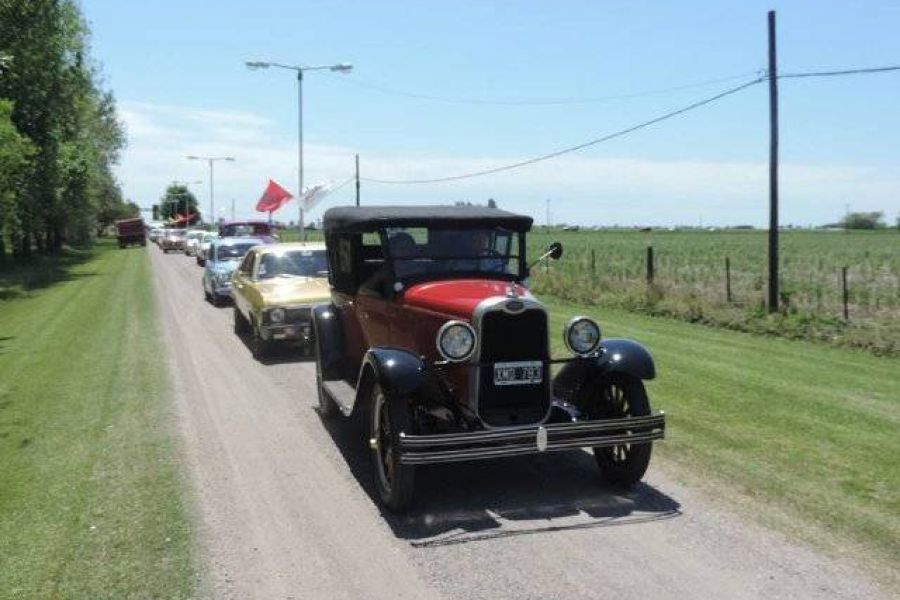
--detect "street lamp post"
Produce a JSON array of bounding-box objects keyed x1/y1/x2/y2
[
  {"x1": 245, "y1": 60, "x2": 352, "y2": 239},
  {"x1": 187, "y1": 156, "x2": 235, "y2": 228}
]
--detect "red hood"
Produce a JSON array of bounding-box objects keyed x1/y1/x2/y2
[{"x1": 401, "y1": 279, "x2": 530, "y2": 318}]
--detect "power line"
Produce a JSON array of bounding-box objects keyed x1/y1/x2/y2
[
  {"x1": 779, "y1": 64, "x2": 900, "y2": 79},
  {"x1": 363, "y1": 77, "x2": 765, "y2": 184},
  {"x1": 331, "y1": 70, "x2": 764, "y2": 106},
  {"x1": 330, "y1": 174, "x2": 356, "y2": 193},
  {"x1": 361, "y1": 63, "x2": 900, "y2": 186}
]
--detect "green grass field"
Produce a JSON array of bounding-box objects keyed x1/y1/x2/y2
[
  {"x1": 0, "y1": 240, "x2": 193, "y2": 598},
  {"x1": 529, "y1": 228, "x2": 900, "y2": 355},
  {"x1": 545, "y1": 297, "x2": 899, "y2": 586}
]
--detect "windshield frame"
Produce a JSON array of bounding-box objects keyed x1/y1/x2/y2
[{"x1": 378, "y1": 226, "x2": 527, "y2": 285}]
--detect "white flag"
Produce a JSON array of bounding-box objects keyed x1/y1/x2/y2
[{"x1": 300, "y1": 182, "x2": 333, "y2": 211}]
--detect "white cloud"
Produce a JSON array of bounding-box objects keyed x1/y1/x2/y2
[{"x1": 116, "y1": 101, "x2": 899, "y2": 226}]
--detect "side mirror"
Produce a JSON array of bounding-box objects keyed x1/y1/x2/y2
[
  {"x1": 527, "y1": 241, "x2": 564, "y2": 270},
  {"x1": 548, "y1": 242, "x2": 563, "y2": 260}
]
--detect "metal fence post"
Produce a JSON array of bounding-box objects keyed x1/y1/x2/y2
[
  {"x1": 842, "y1": 266, "x2": 849, "y2": 320},
  {"x1": 646, "y1": 246, "x2": 654, "y2": 284},
  {"x1": 725, "y1": 256, "x2": 732, "y2": 303}
]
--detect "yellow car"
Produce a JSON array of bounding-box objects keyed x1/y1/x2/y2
[{"x1": 231, "y1": 242, "x2": 330, "y2": 356}]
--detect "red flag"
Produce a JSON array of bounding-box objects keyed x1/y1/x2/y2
[{"x1": 256, "y1": 179, "x2": 293, "y2": 213}]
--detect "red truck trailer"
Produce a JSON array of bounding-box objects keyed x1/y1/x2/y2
[{"x1": 115, "y1": 218, "x2": 146, "y2": 248}]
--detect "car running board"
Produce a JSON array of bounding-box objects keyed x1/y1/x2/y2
[{"x1": 322, "y1": 380, "x2": 356, "y2": 416}]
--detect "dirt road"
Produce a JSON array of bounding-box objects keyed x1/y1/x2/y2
[{"x1": 151, "y1": 248, "x2": 886, "y2": 600}]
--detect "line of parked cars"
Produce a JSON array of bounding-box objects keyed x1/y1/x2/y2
[
  {"x1": 154, "y1": 207, "x2": 667, "y2": 511},
  {"x1": 153, "y1": 220, "x2": 332, "y2": 358}
]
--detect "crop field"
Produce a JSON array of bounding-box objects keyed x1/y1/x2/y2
[
  {"x1": 284, "y1": 226, "x2": 899, "y2": 354},
  {"x1": 526, "y1": 228, "x2": 900, "y2": 355}
]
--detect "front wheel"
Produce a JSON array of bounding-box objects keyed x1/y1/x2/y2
[
  {"x1": 250, "y1": 320, "x2": 271, "y2": 358},
  {"x1": 369, "y1": 384, "x2": 415, "y2": 511},
  {"x1": 233, "y1": 306, "x2": 249, "y2": 335},
  {"x1": 589, "y1": 374, "x2": 653, "y2": 488}
]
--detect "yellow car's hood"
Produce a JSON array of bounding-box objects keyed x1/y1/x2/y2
[{"x1": 256, "y1": 276, "x2": 331, "y2": 306}]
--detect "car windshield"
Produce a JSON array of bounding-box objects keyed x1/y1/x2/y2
[
  {"x1": 169, "y1": 230, "x2": 186, "y2": 238},
  {"x1": 216, "y1": 243, "x2": 257, "y2": 261},
  {"x1": 384, "y1": 227, "x2": 521, "y2": 279},
  {"x1": 221, "y1": 223, "x2": 271, "y2": 237},
  {"x1": 257, "y1": 249, "x2": 328, "y2": 279}
]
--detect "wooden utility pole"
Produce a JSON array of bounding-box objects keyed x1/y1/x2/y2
[
  {"x1": 767, "y1": 10, "x2": 780, "y2": 313},
  {"x1": 355, "y1": 153, "x2": 360, "y2": 207}
]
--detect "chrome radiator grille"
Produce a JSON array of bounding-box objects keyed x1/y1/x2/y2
[{"x1": 476, "y1": 308, "x2": 550, "y2": 426}]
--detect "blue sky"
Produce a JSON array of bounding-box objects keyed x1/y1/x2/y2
[{"x1": 84, "y1": 0, "x2": 900, "y2": 226}]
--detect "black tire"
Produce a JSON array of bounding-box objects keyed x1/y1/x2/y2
[
  {"x1": 233, "y1": 306, "x2": 249, "y2": 335},
  {"x1": 368, "y1": 383, "x2": 415, "y2": 511},
  {"x1": 210, "y1": 293, "x2": 222, "y2": 307},
  {"x1": 250, "y1": 320, "x2": 271, "y2": 358},
  {"x1": 314, "y1": 341, "x2": 338, "y2": 418},
  {"x1": 589, "y1": 374, "x2": 653, "y2": 488}
]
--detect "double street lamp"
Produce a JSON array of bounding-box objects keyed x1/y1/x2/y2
[
  {"x1": 187, "y1": 156, "x2": 235, "y2": 227},
  {"x1": 245, "y1": 60, "x2": 353, "y2": 238}
]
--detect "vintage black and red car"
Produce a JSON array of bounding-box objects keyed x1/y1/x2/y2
[{"x1": 313, "y1": 206, "x2": 666, "y2": 510}]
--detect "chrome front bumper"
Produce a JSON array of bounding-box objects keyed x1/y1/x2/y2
[
  {"x1": 212, "y1": 281, "x2": 232, "y2": 295},
  {"x1": 398, "y1": 413, "x2": 666, "y2": 465},
  {"x1": 261, "y1": 321, "x2": 312, "y2": 341}
]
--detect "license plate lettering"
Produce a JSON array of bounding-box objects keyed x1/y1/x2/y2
[{"x1": 493, "y1": 361, "x2": 543, "y2": 386}]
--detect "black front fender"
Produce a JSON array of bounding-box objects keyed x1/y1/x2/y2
[
  {"x1": 312, "y1": 304, "x2": 343, "y2": 380},
  {"x1": 553, "y1": 338, "x2": 656, "y2": 401},
  {"x1": 597, "y1": 338, "x2": 656, "y2": 380},
  {"x1": 357, "y1": 347, "x2": 427, "y2": 406}
]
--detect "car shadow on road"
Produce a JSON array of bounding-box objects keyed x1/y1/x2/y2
[
  {"x1": 232, "y1": 325, "x2": 316, "y2": 365},
  {"x1": 319, "y1": 412, "x2": 681, "y2": 546}
]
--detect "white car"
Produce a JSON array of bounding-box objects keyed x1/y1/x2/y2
[
  {"x1": 196, "y1": 231, "x2": 219, "y2": 266},
  {"x1": 184, "y1": 229, "x2": 206, "y2": 256}
]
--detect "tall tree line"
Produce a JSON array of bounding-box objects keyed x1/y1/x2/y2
[{"x1": 0, "y1": 0, "x2": 131, "y2": 262}]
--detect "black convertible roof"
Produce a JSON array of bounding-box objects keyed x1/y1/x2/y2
[{"x1": 323, "y1": 205, "x2": 533, "y2": 233}]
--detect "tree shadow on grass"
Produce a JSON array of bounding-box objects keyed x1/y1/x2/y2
[
  {"x1": 0, "y1": 247, "x2": 98, "y2": 301},
  {"x1": 319, "y1": 411, "x2": 681, "y2": 546}
]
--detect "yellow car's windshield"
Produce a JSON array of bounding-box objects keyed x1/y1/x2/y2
[{"x1": 258, "y1": 250, "x2": 328, "y2": 280}]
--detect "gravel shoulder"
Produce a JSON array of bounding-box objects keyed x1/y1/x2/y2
[{"x1": 151, "y1": 248, "x2": 889, "y2": 600}]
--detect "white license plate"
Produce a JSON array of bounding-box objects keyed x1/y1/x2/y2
[{"x1": 493, "y1": 361, "x2": 543, "y2": 386}]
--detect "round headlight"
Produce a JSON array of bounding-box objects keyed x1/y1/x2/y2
[
  {"x1": 436, "y1": 320, "x2": 476, "y2": 362},
  {"x1": 563, "y1": 316, "x2": 601, "y2": 356},
  {"x1": 270, "y1": 308, "x2": 285, "y2": 323}
]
